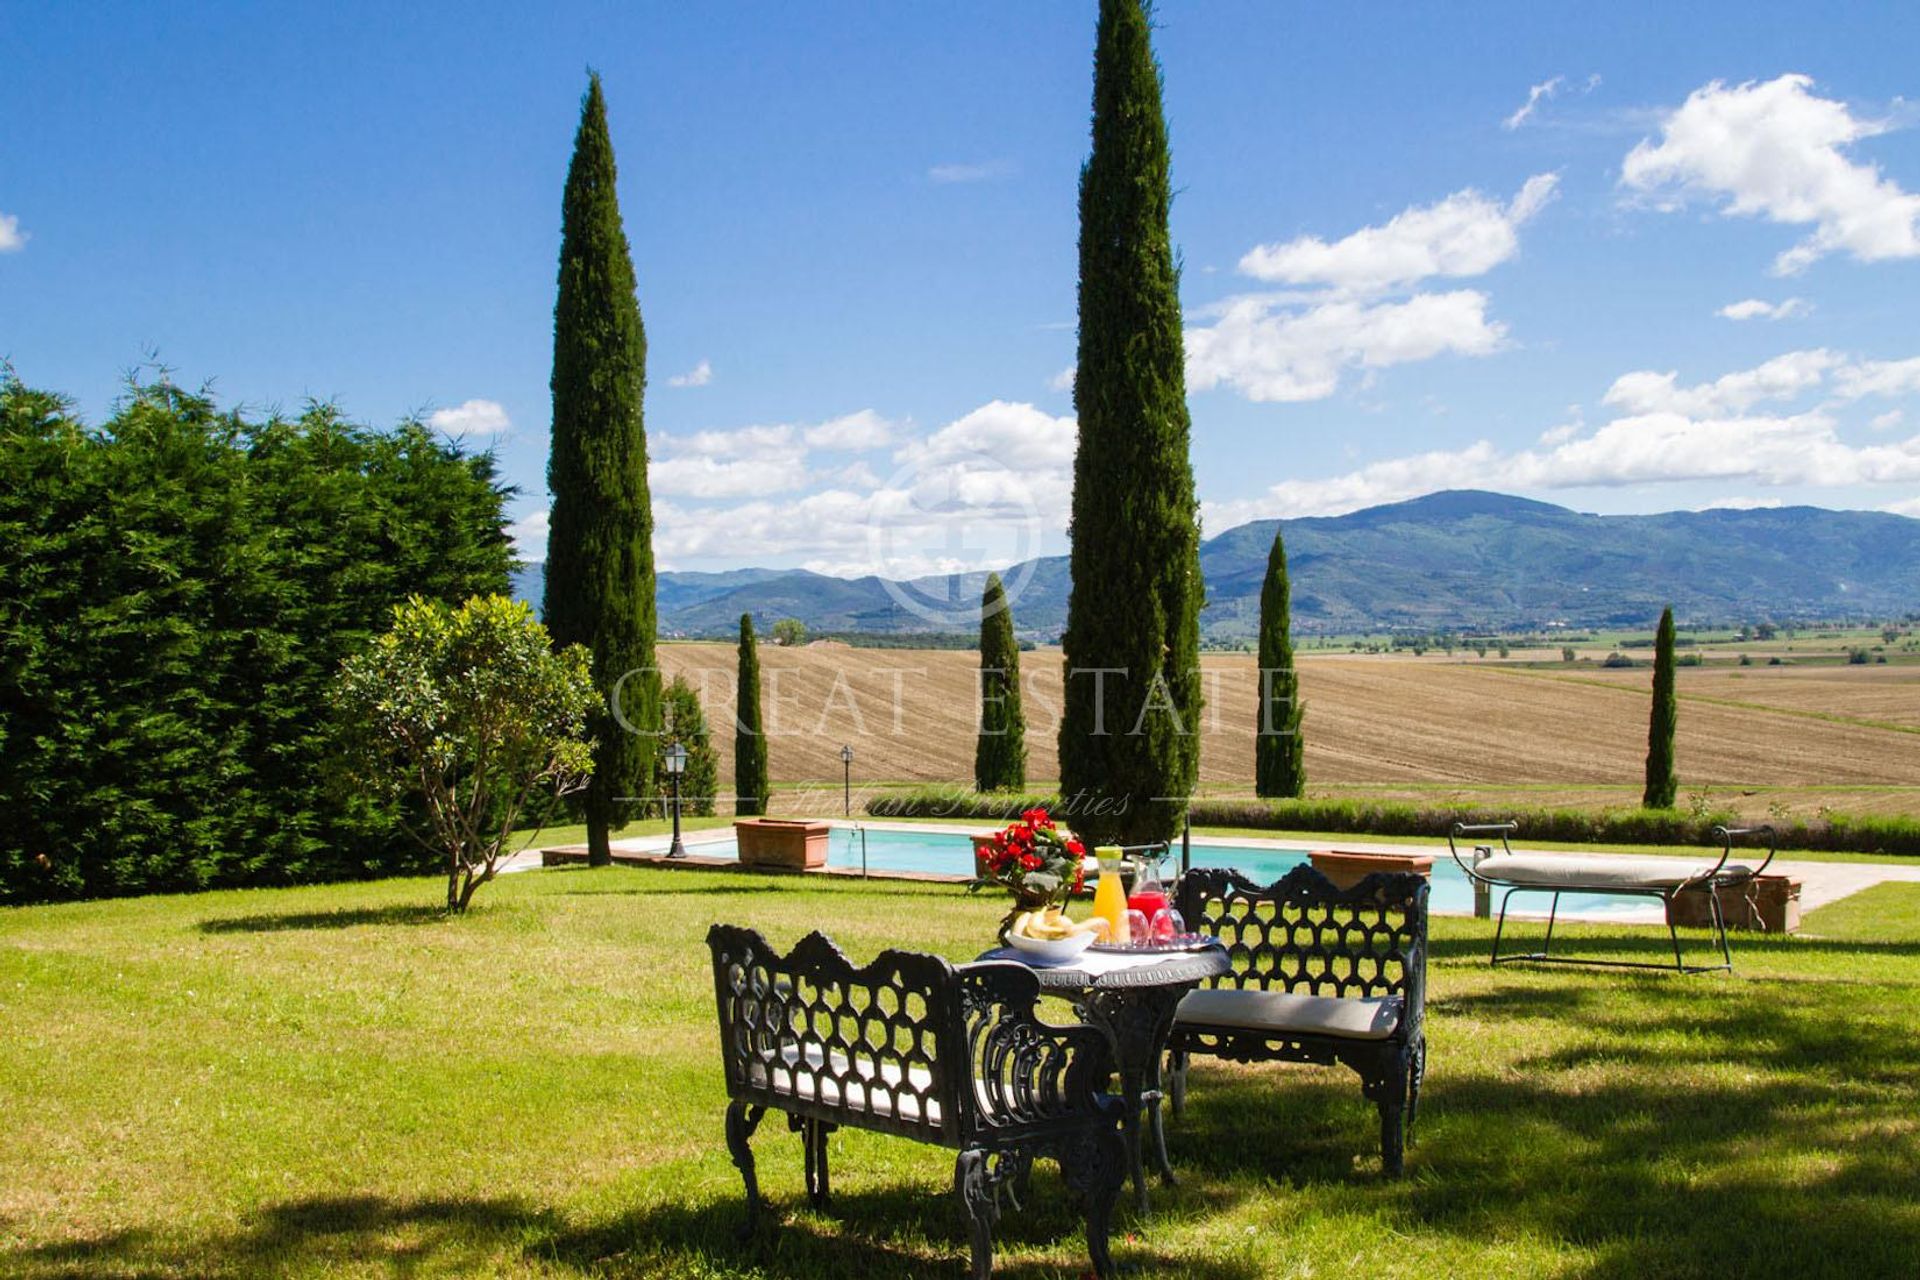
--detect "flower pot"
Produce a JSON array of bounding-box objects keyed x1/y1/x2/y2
[{"x1": 735, "y1": 819, "x2": 830, "y2": 870}]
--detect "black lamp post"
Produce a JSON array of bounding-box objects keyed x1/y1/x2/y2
[
  {"x1": 840, "y1": 743, "x2": 854, "y2": 817},
  {"x1": 665, "y1": 739, "x2": 688, "y2": 858}
]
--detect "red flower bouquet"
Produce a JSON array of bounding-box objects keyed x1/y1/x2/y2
[{"x1": 969, "y1": 808, "x2": 1088, "y2": 933}]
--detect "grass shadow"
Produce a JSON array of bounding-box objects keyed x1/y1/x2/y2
[
  {"x1": 7, "y1": 1180, "x2": 1265, "y2": 1280},
  {"x1": 197, "y1": 904, "x2": 450, "y2": 934}
]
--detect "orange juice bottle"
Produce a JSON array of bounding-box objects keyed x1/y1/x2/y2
[{"x1": 1091, "y1": 847, "x2": 1129, "y2": 944}]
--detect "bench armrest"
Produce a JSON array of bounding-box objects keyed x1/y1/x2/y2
[
  {"x1": 955, "y1": 962, "x2": 1114, "y2": 1133},
  {"x1": 1685, "y1": 824, "x2": 1778, "y2": 888},
  {"x1": 1447, "y1": 820, "x2": 1515, "y2": 882}
]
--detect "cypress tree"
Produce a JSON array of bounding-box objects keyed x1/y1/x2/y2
[
  {"x1": 543, "y1": 73, "x2": 660, "y2": 867},
  {"x1": 1254, "y1": 527, "x2": 1305, "y2": 798},
  {"x1": 1644, "y1": 606, "x2": 1679, "y2": 808},
  {"x1": 661, "y1": 675, "x2": 718, "y2": 819},
  {"x1": 1058, "y1": 0, "x2": 1204, "y2": 845},
  {"x1": 734, "y1": 614, "x2": 770, "y2": 816},
  {"x1": 974, "y1": 573, "x2": 1027, "y2": 792}
]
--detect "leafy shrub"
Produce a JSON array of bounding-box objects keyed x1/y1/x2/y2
[
  {"x1": 1602, "y1": 652, "x2": 1636, "y2": 668},
  {"x1": 334, "y1": 596, "x2": 595, "y2": 912}
]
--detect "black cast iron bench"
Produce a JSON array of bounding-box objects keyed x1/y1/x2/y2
[
  {"x1": 1448, "y1": 821, "x2": 1778, "y2": 974},
  {"x1": 1166, "y1": 864, "x2": 1431, "y2": 1174},
  {"x1": 706, "y1": 924, "x2": 1127, "y2": 1280}
]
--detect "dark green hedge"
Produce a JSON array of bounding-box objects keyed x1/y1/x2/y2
[
  {"x1": 1, "y1": 373, "x2": 515, "y2": 903},
  {"x1": 867, "y1": 787, "x2": 1920, "y2": 858}
]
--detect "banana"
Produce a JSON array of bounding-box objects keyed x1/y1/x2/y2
[{"x1": 1011, "y1": 911, "x2": 1034, "y2": 939}]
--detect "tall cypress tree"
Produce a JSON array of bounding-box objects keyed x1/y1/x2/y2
[
  {"x1": 1058, "y1": 0, "x2": 1204, "y2": 845},
  {"x1": 974, "y1": 573, "x2": 1027, "y2": 792},
  {"x1": 734, "y1": 614, "x2": 770, "y2": 817},
  {"x1": 1644, "y1": 606, "x2": 1679, "y2": 808},
  {"x1": 543, "y1": 74, "x2": 659, "y2": 867},
  {"x1": 1254, "y1": 527, "x2": 1305, "y2": 798}
]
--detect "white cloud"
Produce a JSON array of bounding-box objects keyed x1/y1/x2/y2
[
  {"x1": 1622, "y1": 74, "x2": 1920, "y2": 274},
  {"x1": 1702, "y1": 496, "x2": 1785, "y2": 510},
  {"x1": 1238, "y1": 174, "x2": 1558, "y2": 292},
  {"x1": 1206, "y1": 347, "x2": 1920, "y2": 524},
  {"x1": 1834, "y1": 356, "x2": 1920, "y2": 400},
  {"x1": 803, "y1": 409, "x2": 896, "y2": 451},
  {"x1": 1047, "y1": 365, "x2": 1076, "y2": 393},
  {"x1": 1717, "y1": 297, "x2": 1808, "y2": 321},
  {"x1": 651, "y1": 424, "x2": 807, "y2": 498},
  {"x1": 1887, "y1": 495, "x2": 1920, "y2": 517},
  {"x1": 0, "y1": 212, "x2": 25, "y2": 252},
  {"x1": 898, "y1": 400, "x2": 1077, "y2": 473},
  {"x1": 1186, "y1": 290, "x2": 1508, "y2": 402},
  {"x1": 1602, "y1": 349, "x2": 1841, "y2": 417},
  {"x1": 667, "y1": 359, "x2": 713, "y2": 388},
  {"x1": 1871, "y1": 409, "x2": 1906, "y2": 432},
  {"x1": 1503, "y1": 77, "x2": 1565, "y2": 130},
  {"x1": 427, "y1": 398, "x2": 512, "y2": 435},
  {"x1": 928, "y1": 161, "x2": 1012, "y2": 184},
  {"x1": 507, "y1": 509, "x2": 549, "y2": 563}
]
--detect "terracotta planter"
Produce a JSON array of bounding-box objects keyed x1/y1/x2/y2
[
  {"x1": 735, "y1": 819, "x2": 831, "y2": 870},
  {"x1": 1309, "y1": 849, "x2": 1435, "y2": 891},
  {"x1": 1668, "y1": 874, "x2": 1801, "y2": 933},
  {"x1": 971, "y1": 834, "x2": 998, "y2": 878}
]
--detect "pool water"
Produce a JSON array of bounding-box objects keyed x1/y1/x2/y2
[{"x1": 683, "y1": 825, "x2": 1655, "y2": 920}]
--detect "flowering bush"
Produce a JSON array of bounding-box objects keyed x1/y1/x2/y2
[{"x1": 970, "y1": 808, "x2": 1087, "y2": 916}]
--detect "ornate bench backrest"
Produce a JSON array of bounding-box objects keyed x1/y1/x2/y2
[
  {"x1": 1176, "y1": 865, "x2": 1429, "y2": 1006},
  {"x1": 707, "y1": 925, "x2": 958, "y2": 1143}
]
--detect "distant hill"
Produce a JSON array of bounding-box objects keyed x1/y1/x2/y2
[{"x1": 512, "y1": 490, "x2": 1920, "y2": 637}]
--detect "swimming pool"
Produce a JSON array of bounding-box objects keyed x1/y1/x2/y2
[{"x1": 678, "y1": 824, "x2": 1657, "y2": 920}]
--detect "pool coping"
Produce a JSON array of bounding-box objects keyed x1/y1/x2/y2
[{"x1": 537, "y1": 818, "x2": 1912, "y2": 925}]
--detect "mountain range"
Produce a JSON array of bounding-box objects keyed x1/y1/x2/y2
[{"x1": 512, "y1": 490, "x2": 1920, "y2": 638}]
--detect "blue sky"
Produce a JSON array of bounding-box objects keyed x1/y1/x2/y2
[{"x1": 4, "y1": 1, "x2": 1919, "y2": 575}]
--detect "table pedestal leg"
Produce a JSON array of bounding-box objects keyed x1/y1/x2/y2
[{"x1": 1083, "y1": 987, "x2": 1187, "y2": 1215}]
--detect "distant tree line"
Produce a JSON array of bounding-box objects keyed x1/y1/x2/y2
[{"x1": 0, "y1": 372, "x2": 514, "y2": 903}]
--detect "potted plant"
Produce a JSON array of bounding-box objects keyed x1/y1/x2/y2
[{"x1": 968, "y1": 808, "x2": 1087, "y2": 940}]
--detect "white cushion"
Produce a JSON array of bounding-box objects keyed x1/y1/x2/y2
[
  {"x1": 745, "y1": 1042, "x2": 941, "y2": 1124},
  {"x1": 1475, "y1": 853, "x2": 1754, "y2": 890},
  {"x1": 1175, "y1": 988, "x2": 1403, "y2": 1041}
]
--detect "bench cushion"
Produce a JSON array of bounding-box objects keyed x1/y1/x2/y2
[
  {"x1": 746, "y1": 1042, "x2": 941, "y2": 1124},
  {"x1": 1175, "y1": 988, "x2": 1404, "y2": 1041},
  {"x1": 1475, "y1": 853, "x2": 1755, "y2": 890}
]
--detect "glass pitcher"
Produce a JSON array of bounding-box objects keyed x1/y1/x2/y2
[
  {"x1": 1091, "y1": 846, "x2": 1130, "y2": 944},
  {"x1": 1126, "y1": 848, "x2": 1170, "y2": 922}
]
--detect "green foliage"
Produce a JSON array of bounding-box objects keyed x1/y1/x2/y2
[
  {"x1": 733, "y1": 614, "x2": 770, "y2": 816},
  {"x1": 771, "y1": 617, "x2": 808, "y2": 647},
  {"x1": 0, "y1": 372, "x2": 513, "y2": 905},
  {"x1": 1644, "y1": 606, "x2": 1679, "y2": 808},
  {"x1": 1059, "y1": 0, "x2": 1204, "y2": 845},
  {"x1": 333, "y1": 596, "x2": 595, "y2": 912},
  {"x1": 660, "y1": 675, "x2": 718, "y2": 818},
  {"x1": 544, "y1": 73, "x2": 660, "y2": 867},
  {"x1": 869, "y1": 787, "x2": 1920, "y2": 858},
  {"x1": 1254, "y1": 529, "x2": 1305, "y2": 798},
  {"x1": 973, "y1": 573, "x2": 1027, "y2": 792}
]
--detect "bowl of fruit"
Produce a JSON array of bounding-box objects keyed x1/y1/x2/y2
[{"x1": 1004, "y1": 906, "x2": 1105, "y2": 963}]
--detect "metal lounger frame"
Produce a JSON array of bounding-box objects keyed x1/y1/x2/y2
[{"x1": 1446, "y1": 822, "x2": 1778, "y2": 975}]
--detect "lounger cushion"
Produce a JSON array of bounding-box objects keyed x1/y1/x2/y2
[
  {"x1": 1475, "y1": 853, "x2": 1755, "y2": 890},
  {"x1": 1175, "y1": 988, "x2": 1403, "y2": 1041}
]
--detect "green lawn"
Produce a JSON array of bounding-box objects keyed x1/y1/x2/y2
[{"x1": 5, "y1": 866, "x2": 1919, "y2": 1278}]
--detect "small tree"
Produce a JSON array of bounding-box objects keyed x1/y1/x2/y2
[
  {"x1": 974, "y1": 573, "x2": 1027, "y2": 792},
  {"x1": 1254, "y1": 528, "x2": 1304, "y2": 798},
  {"x1": 734, "y1": 614, "x2": 771, "y2": 816},
  {"x1": 1644, "y1": 606, "x2": 1679, "y2": 809},
  {"x1": 661, "y1": 675, "x2": 718, "y2": 817},
  {"x1": 771, "y1": 617, "x2": 808, "y2": 647},
  {"x1": 334, "y1": 595, "x2": 596, "y2": 912}
]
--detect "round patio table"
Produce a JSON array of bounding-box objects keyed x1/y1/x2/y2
[{"x1": 975, "y1": 941, "x2": 1229, "y2": 1213}]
